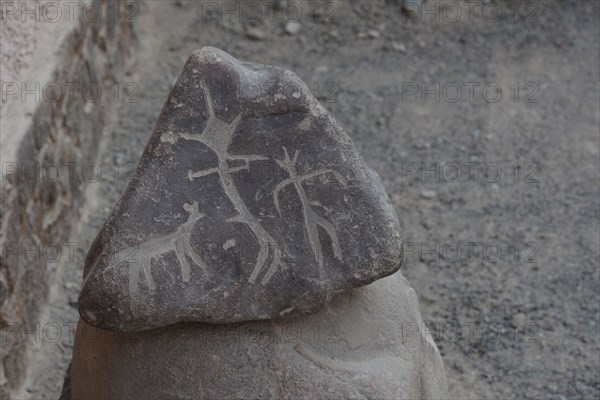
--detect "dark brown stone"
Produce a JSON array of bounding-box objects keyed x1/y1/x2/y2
[{"x1": 78, "y1": 47, "x2": 403, "y2": 331}]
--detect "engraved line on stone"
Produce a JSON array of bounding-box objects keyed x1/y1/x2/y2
[
  {"x1": 295, "y1": 343, "x2": 396, "y2": 373},
  {"x1": 269, "y1": 147, "x2": 347, "y2": 281},
  {"x1": 177, "y1": 82, "x2": 282, "y2": 285},
  {"x1": 112, "y1": 201, "x2": 206, "y2": 296}
]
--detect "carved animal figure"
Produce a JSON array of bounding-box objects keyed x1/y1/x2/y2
[{"x1": 107, "y1": 201, "x2": 206, "y2": 296}]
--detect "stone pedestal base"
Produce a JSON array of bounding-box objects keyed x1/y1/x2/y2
[{"x1": 72, "y1": 272, "x2": 447, "y2": 399}]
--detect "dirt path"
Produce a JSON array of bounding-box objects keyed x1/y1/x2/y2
[{"x1": 23, "y1": 1, "x2": 599, "y2": 399}]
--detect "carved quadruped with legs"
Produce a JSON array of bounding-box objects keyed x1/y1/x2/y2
[{"x1": 104, "y1": 201, "x2": 206, "y2": 297}]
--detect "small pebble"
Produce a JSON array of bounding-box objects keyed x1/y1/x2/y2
[
  {"x1": 246, "y1": 27, "x2": 266, "y2": 41},
  {"x1": 68, "y1": 293, "x2": 78, "y2": 307},
  {"x1": 368, "y1": 29, "x2": 380, "y2": 39},
  {"x1": 402, "y1": 0, "x2": 422, "y2": 15},
  {"x1": 390, "y1": 194, "x2": 402, "y2": 204},
  {"x1": 392, "y1": 42, "x2": 406, "y2": 52},
  {"x1": 420, "y1": 190, "x2": 437, "y2": 199},
  {"x1": 422, "y1": 220, "x2": 433, "y2": 230},
  {"x1": 513, "y1": 312, "x2": 527, "y2": 324},
  {"x1": 284, "y1": 21, "x2": 301, "y2": 35},
  {"x1": 402, "y1": 0, "x2": 422, "y2": 14}
]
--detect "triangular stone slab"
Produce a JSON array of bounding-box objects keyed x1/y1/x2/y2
[{"x1": 78, "y1": 47, "x2": 403, "y2": 331}]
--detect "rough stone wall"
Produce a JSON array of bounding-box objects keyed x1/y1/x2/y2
[{"x1": 0, "y1": 1, "x2": 136, "y2": 396}]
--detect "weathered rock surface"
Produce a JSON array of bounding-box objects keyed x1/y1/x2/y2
[
  {"x1": 72, "y1": 272, "x2": 447, "y2": 399},
  {"x1": 78, "y1": 47, "x2": 403, "y2": 331}
]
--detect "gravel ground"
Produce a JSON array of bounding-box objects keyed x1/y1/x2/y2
[{"x1": 21, "y1": 1, "x2": 599, "y2": 399}]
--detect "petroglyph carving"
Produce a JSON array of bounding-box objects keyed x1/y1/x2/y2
[
  {"x1": 78, "y1": 47, "x2": 404, "y2": 331},
  {"x1": 110, "y1": 202, "x2": 206, "y2": 297},
  {"x1": 176, "y1": 82, "x2": 282, "y2": 285},
  {"x1": 272, "y1": 147, "x2": 347, "y2": 280}
]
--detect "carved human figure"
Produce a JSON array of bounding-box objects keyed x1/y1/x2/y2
[
  {"x1": 272, "y1": 147, "x2": 347, "y2": 282},
  {"x1": 176, "y1": 82, "x2": 282, "y2": 285}
]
